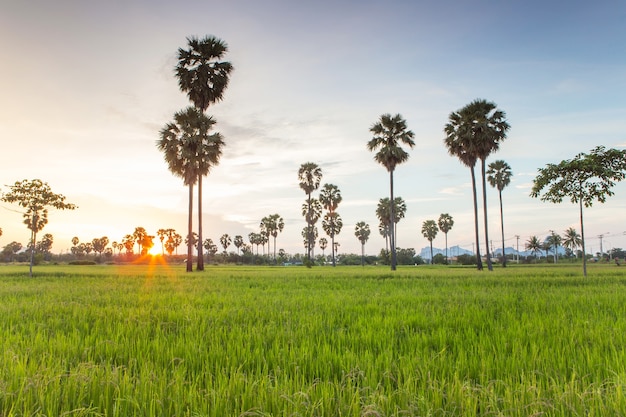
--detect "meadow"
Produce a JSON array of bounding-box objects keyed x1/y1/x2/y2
[{"x1": 1, "y1": 262, "x2": 626, "y2": 416}]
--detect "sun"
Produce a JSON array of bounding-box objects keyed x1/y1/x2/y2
[{"x1": 148, "y1": 245, "x2": 161, "y2": 256}]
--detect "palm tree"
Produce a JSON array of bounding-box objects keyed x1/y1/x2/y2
[
  {"x1": 525, "y1": 236, "x2": 542, "y2": 262},
  {"x1": 545, "y1": 232, "x2": 562, "y2": 263},
  {"x1": 301, "y1": 226, "x2": 319, "y2": 258},
  {"x1": 354, "y1": 222, "x2": 371, "y2": 267},
  {"x1": 261, "y1": 214, "x2": 284, "y2": 261},
  {"x1": 158, "y1": 107, "x2": 223, "y2": 271},
  {"x1": 301, "y1": 197, "x2": 323, "y2": 259},
  {"x1": 437, "y1": 213, "x2": 454, "y2": 264},
  {"x1": 368, "y1": 114, "x2": 415, "y2": 271},
  {"x1": 176, "y1": 35, "x2": 233, "y2": 271},
  {"x1": 376, "y1": 197, "x2": 407, "y2": 253},
  {"x1": 298, "y1": 162, "x2": 323, "y2": 262},
  {"x1": 487, "y1": 160, "x2": 513, "y2": 267},
  {"x1": 233, "y1": 235, "x2": 244, "y2": 256},
  {"x1": 445, "y1": 99, "x2": 510, "y2": 271},
  {"x1": 421, "y1": 220, "x2": 438, "y2": 263},
  {"x1": 319, "y1": 238, "x2": 328, "y2": 258},
  {"x1": 562, "y1": 227, "x2": 582, "y2": 260},
  {"x1": 319, "y1": 184, "x2": 342, "y2": 267},
  {"x1": 220, "y1": 234, "x2": 231, "y2": 255},
  {"x1": 322, "y1": 212, "x2": 343, "y2": 266}
]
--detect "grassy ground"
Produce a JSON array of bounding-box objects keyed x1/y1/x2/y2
[{"x1": 1, "y1": 262, "x2": 625, "y2": 416}]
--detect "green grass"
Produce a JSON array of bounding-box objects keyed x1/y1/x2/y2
[{"x1": 1, "y1": 263, "x2": 626, "y2": 416}]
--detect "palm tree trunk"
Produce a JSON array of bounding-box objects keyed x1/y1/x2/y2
[
  {"x1": 361, "y1": 243, "x2": 365, "y2": 267},
  {"x1": 307, "y1": 193, "x2": 312, "y2": 262},
  {"x1": 331, "y1": 234, "x2": 336, "y2": 267},
  {"x1": 389, "y1": 170, "x2": 397, "y2": 271},
  {"x1": 444, "y1": 232, "x2": 449, "y2": 265},
  {"x1": 481, "y1": 158, "x2": 493, "y2": 270},
  {"x1": 197, "y1": 175, "x2": 204, "y2": 271},
  {"x1": 429, "y1": 241, "x2": 433, "y2": 264},
  {"x1": 499, "y1": 189, "x2": 506, "y2": 267},
  {"x1": 580, "y1": 196, "x2": 587, "y2": 277},
  {"x1": 470, "y1": 166, "x2": 483, "y2": 270},
  {"x1": 186, "y1": 183, "x2": 194, "y2": 272}
]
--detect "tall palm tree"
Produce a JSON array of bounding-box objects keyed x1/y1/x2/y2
[
  {"x1": 319, "y1": 238, "x2": 328, "y2": 258},
  {"x1": 176, "y1": 35, "x2": 233, "y2": 271},
  {"x1": 298, "y1": 162, "x2": 323, "y2": 261},
  {"x1": 157, "y1": 107, "x2": 223, "y2": 272},
  {"x1": 376, "y1": 197, "x2": 407, "y2": 255},
  {"x1": 562, "y1": 227, "x2": 582, "y2": 260},
  {"x1": 421, "y1": 220, "x2": 438, "y2": 263},
  {"x1": 319, "y1": 184, "x2": 342, "y2": 267},
  {"x1": 368, "y1": 114, "x2": 415, "y2": 271},
  {"x1": 261, "y1": 214, "x2": 284, "y2": 261},
  {"x1": 354, "y1": 221, "x2": 371, "y2": 267},
  {"x1": 487, "y1": 160, "x2": 513, "y2": 267},
  {"x1": 444, "y1": 120, "x2": 482, "y2": 270},
  {"x1": 445, "y1": 99, "x2": 510, "y2": 270},
  {"x1": 437, "y1": 213, "x2": 454, "y2": 264},
  {"x1": 525, "y1": 236, "x2": 542, "y2": 262},
  {"x1": 322, "y1": 212, "x2": 343, "y2": 266},
  {"x1": 545, "y1": 232, "x2": 562, "y2": 263}
]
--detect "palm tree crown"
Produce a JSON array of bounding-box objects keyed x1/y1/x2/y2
[
  {"x1": 367, "y1": 114, "x2": 415, "y2": 172},
  {"x1": 176, "y1": 35, "x2": 234, "y2": 112},
  {"x1": 487, "y1": 160, "x2": 513, "y2": 191}
]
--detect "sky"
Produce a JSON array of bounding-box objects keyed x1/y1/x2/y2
[{"x1": 1, "y1": 0, "x2": 625, "y2": 257}]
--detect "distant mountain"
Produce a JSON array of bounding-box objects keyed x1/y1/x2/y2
[{"x1": 420, "y1": 245, "x2": 566, "y2": 260}]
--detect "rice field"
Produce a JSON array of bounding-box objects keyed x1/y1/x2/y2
[{"x1": 1, "y1": 263, "x2": 626, "y2": 416}]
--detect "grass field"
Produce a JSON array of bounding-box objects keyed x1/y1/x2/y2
[{"x1": 1, "y1": 262, "x2": 626, "y2": 416}]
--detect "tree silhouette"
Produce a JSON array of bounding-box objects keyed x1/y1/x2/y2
[{"x1": 487, "y1": 160, "x2": 512, "y2": 267}]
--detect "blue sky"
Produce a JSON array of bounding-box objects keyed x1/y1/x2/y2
[{"x1": 1, "y1": 0, "x2": 625, "y2": 256}]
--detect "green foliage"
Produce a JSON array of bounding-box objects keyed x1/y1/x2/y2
[
  {"x1": 68, "y1": 260, "x2": 98, "y2": 265},
  {"x1": 456, "y1": 253, "x2": 477, "y2": 265},
  {"x1": 1, "y1": 264, "x2": 626, "y2": 416}
]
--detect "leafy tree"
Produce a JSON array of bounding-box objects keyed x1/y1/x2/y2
[
  {"x1": 298, "y1": 162, "x2": 323, "y2": 261},
  {"x1": 2, "y1": 241, "x2": 22, "y2": 262},
  {"x1": 530, "y1": 146, "x2": 626, "y2": 276},
  {"x1": 158, "y1": 107, "x2": 223, "y2": 272},
  {"x1": 185, "y1": 232, "x2": 199, "y2": 255},
  {"x1": 445, "y1": 100, "x2": 510, "y2": 271},
  {"x1": 525, "y1": 236, "x2": 542, "y2": 261},
  {"x1": 1, "y1": 179, "x2": 76, "y2": 276},
  {"x1": 368, "y1": 113, "x2": 415, "y2": 270},
  {"x1": 71, "y1": 236, "x2": 79, "y2": 247},
  {"x1": 437, "y1": 213, "x2": 454, "y2": 264},
  {"x1": 421, "y1": 220, "x2": 438, "y2": 263},
  {"x1": 562, "y1": 227, "x2": 582, "y2": 260},
  {"x1": 354, "y1": 221, "x2": 371, "y2": 267},
  {"x1": 487, "y1": 159, "x2": 512, "y2": 267}
]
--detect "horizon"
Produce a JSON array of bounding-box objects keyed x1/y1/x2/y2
[{"x1": 1, "y1": 0, "x2": 625, "y2": 257}]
